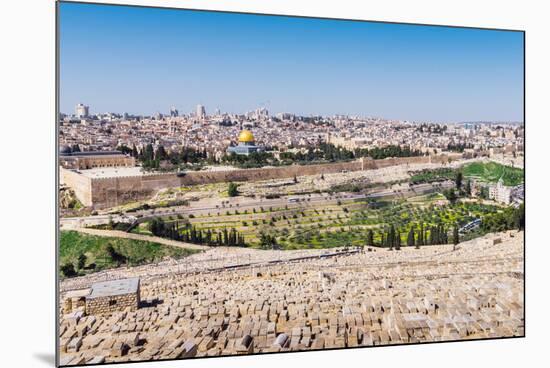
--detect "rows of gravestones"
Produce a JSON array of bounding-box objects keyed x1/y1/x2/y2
[{"x1": 59, "y1": 231, "x2": 523, "y2": 365}]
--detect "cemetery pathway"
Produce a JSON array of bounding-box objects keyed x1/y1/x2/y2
[{"x1": 72, "y1": 228, "x2": 209, "y2": 250}]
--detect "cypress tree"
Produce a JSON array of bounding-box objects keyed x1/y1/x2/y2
[
  {"x1": 389, "y1": 225, "x2": 395, "y2": 250},
  {"x1": 455, "y1": 172, "x2": 463, "y2": 190},
  {"x1": 223, "y1": 228, "x2": 228, "y2": 245},
  {"x1": 366, "y1": 230, "x2": 374, "y2": 247},
  {"x1": 395, "y1": 231, "x2": 401, "y2": 250},
  {"x1": 453, "y1": 225, "x2": 459, "y2": 251},
  {"x1": 514, "y1": 203, "x2": 525, "y2": 231},
  {"x1": 407, "y1": 228, "x2": 415, "y2": 247},
  {"x1": 192, "y1": 226, "x2": 198, "y2": 242},
  {"x1": 144, "y1": 143, "x2": 154, "y2": 161},
  {"x1": 425, "y1": 226, "x2": 430, "y2": 245},
  {"x1": 230, "y1": 228, "x2": 237, "y2": 246}
]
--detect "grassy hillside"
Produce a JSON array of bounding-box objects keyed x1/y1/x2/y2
[
  {"x1": 463, "y1": 162, "x2": 524, "y2": 186},
  {"x1": 59, "y1": 230, "x2": 198, "y2": 278}
]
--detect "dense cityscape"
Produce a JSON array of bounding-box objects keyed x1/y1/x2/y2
[{"x1": 60, "y1": 103, "x2": 523, "y2": 166}]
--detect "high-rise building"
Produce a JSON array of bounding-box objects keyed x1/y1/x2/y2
[
  {"x1": 170, "y1": 106, "x2": 179, "y2": 117},
  {"x1": 75, "y1": 103, "x2": 89, "y2": 118},
  {"x1": 257, "y1": 107, "x2": 269, "y2": 119},
  {"x1": 196, "y1": 104, "x2": 206, "y2": 119}
]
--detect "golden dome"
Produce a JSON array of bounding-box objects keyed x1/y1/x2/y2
[{"x1": 238, "y1": 129, "x2": 255, "y2": 143}]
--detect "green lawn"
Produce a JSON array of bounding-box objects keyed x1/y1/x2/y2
[
  {"x1": 59, "y1": 230, "x2": 199, "y2": 278},
  {"x1": 409, "y1": 162, "x2": 524, "y2": 187},
  {"x1": 462, "y1": 162, "x2": 524, "y2": 186}
]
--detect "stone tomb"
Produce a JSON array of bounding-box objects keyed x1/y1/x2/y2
[{"x1": 85, "y1": 278, "x2": 140, "y2": 315}]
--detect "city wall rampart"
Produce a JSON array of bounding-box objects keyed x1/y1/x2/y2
[
  {"x1": 60, "y1": 168, "x2": 93, "y2": 207},
  {"x1": 71, "y1": 154, "x2": 459, "y2": 209}
]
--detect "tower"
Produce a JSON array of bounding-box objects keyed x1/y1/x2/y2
[
  {"x1": 170, "y1": 106, "x2": 179, "y2": 117},
  {"x1": 75, "y1": 103, "x2": 89, "y2": 118},
  {"x1": 196, "y1": 104, "x2": 206, "y2": 119}
]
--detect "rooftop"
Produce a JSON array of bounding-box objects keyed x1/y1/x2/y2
[
  {"x1": 88, "y1": 277, "x2": 140, "y2": 299},
  {"x1": 79, "y1": 166, "x2": 145, "y2": 179},
  {"x1": 60, "y1": 150, "x2": 125, "y2": 157}
]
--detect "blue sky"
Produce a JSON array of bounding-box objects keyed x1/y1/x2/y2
[{"x1": 59, "y1": 2, "x2": 524, "y2": 122}]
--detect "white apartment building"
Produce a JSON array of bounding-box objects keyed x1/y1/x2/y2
[
  {"x1": 489, "y1": 178, "x2": 512, "y2": 204},
  {"x1": 75, "y1": 103, "x2": 89, "y2": 118}
]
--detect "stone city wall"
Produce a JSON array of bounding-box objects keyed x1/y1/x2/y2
[
  {"x1": 60, "y1": 168, "x2": 93, "y2": 207},
  {"x1": 179, "y1": 159, "x2": 364, "y2": 185},
  {"x1": 90, "y1": 175, "x2": 158, "y2": 209},
  {"x1": 88, "y1": 160, "x2": 366, "y2": 208},
  {"x1": 77, "y1": 154, "x2": 460, "y2": 209}
]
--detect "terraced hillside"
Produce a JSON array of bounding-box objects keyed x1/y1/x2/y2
[{"x1": 133, "y1": 194, "x2": 505, "y2": 249}]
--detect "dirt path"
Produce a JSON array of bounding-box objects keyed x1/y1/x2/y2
[{"x1": 72, "y1": 228, "x2": 208, "y2": 251}]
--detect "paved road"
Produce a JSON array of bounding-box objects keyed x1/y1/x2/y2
[
  {"x1": 69, "y1": 228, "x2": 208, "y2": 251},
  {"x1": 60, "y1": 193, "x2": 360, "y2": 228}
]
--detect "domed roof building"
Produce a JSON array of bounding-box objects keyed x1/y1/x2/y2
[
  {"x1": 227, "y1": 129, "x2": 263, "y2": 156},
  {"x1": 238, "y1": 129, "x2": 255, "y2": 143}
]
